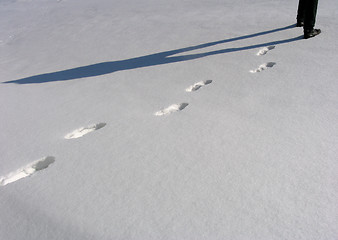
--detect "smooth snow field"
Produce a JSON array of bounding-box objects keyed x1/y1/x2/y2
[{"x1": 0, "y1": 0, "x2": 337, "y2": 239}]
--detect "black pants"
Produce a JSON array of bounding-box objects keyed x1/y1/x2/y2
[{"x1": 297, "y1": 0, "x2": 319, "y2": 29}]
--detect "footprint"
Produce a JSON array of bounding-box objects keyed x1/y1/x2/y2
[
  {"x1": 250, "y1": 62, "x2": 276, "y2": 73},
  {"x1": 0, "y1": 156, "x2": 55, "y2": 186},
  {"x1": 186, "y1": 80, "x2": 212, "y2": 92},
  {"x1": 155, "y1": 103, "x2": 189, "y2": 116},
  {"x1": 65, "y1": 123, "x2": 106, "y2": 139},
  {"x1": 256, "y1": 46, "x2": 275, "y2": 56}
]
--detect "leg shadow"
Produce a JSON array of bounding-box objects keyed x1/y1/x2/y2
[{"x1": 3, "y1": 24, "x2": 301, "y2": 84}]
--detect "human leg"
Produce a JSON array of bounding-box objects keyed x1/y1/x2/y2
[
  {"x1": 296, "y1": 0, "x2": 306, "y2": 26},
  {"x1": 304, "y1": 0, "x2": 319, "y2": 30},
  {"x1": 303, "y1": 0, "x2": 320, "y2": 39}
]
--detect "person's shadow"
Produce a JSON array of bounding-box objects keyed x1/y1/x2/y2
[{"x1": 4, "y1": 24, "x2": 302, "y2": 84}]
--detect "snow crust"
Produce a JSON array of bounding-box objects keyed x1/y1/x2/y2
[{"x1": 0, "y1": 0, "x2": 337, "y2": 239}]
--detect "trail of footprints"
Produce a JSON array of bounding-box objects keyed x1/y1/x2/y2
[
  {"x1": 0, "y1": 123, "x2": 108, "y2": 186},
  {"x1": 154, "y1": 80, "x2": 213, "y2": 116},
  {"x1": 1, "y1": 45, "x2": 276, "y2": 186},
  {"x1": 155, "y1": 45, "x2": 276, "y2": 115},
  {"x1": 251, "y1": 45, "x2": 276, "y2": 73}
]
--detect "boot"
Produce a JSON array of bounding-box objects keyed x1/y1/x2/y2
[
  {"x1": 304, "y1": 28, "x2": 321, "y2": 39},
  {"x1": 296, "y1": 21, "x2": 304, "y2": 27}
]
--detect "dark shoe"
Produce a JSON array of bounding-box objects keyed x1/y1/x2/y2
[
  {"x1": 296, "y1": 21, "x2": 304, "y2": 27},
  {"x1": 304, "y1": 29, "x2": 321, "y2": 39}
]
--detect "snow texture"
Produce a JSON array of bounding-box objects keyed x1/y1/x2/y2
[
  {"x1": 250, "y1": 62, "x2": 276, "y2": 73},
  {"x1": 0, "y1": 157, "x2": 55, "y2": 186},
  {"x1": 155, "y1": 103, "x2": 189, "y2": 116},
  {"x1": 0, "y1": 0, "x2": 337, "y2": 239},
  {"x1": 65, "y1": 123, "x2": 106, "y2": 139},
  {"x1": 256, "y1": 45, "x2": 275, "y2": 55},
  {"x1": 185, "y1": 80, "x2": 213, "y2": 92}
]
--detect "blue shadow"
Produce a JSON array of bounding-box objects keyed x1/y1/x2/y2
[{"x1": 3, "y1": 24, "x2": 302, "y2": 84}]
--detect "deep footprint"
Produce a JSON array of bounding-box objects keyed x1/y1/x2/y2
[
  {"x1": 155, "y1": 103, "x2": 189, "y2": 116},
  {"x1": 0, "y1": 156, "x2": 55, "y2": 186},
  {"x1": 250, "y1": 62, "x2": 276, "y2": 73},
  {"x1": 65, "y1": 123, "x2": 106, "y2": 139},
  {"x1": 186, "y1": 80, "x2": 212, "y2": 92},
  {"x1": 256, "y1": 46, "x2": 275, "y2": 56}
]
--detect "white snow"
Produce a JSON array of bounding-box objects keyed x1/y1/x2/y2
[
  {"x1": 0, "y1": 156, "x2": 55, "y2": 186},
  {"x1": 250, "y1": 62, "x2": 276, "y2": 73},
  {"x1": 155, "y1": 103, "x2": 189, "y2": 116},
  {"x1": 185, "y1": 80, "x2": 213, "y2": 92},
  {"x1": 256, "y1": 45, "x2": 275, "y2": 55},
  {"x1": 0, "y1": 0, "x2": 337, "y2": 239},
  {"x1": 64, "y1": 123, "x2": 107, "y2": 139}
]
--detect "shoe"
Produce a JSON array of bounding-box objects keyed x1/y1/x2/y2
[
  {"x1": 296, "y1": 21, "x2": 304, "y2": 27},
  {"x1": 304, "y1": 29, "x2": 321, "y2": 39}
]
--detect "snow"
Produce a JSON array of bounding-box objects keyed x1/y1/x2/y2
[
  {"x1": 185, "y1": 80, "x2": 213, "y2": 92},
  {"x1": 0, "y1": 0, "x2": 337, "y2": 239},
  {"x1": 249, "y1": 62, "x2": 276, "y2": 73},
  {"x1": 64, "y1": 123, "x2": 107, "y2": 139},
  {"x1": 0, "y1": 156, "x2": 55, "y2": 186},
  {"x1": 154, "y1": 103, "x2": 189, "y2": 116},
  {"x1": 256, "y1": 45, "x2": 275, "y2": 56}
]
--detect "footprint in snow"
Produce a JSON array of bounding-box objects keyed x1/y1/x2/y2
[
  {"x1": 155, "y1": 103, "x2": 189, "y2": 116},
  {"x1": 186, "y1": 80, "x2": 212, "y2": 92},
  {"x1": 256, "y1": 46, "x2": 275, "y2": 56},
  {"x1": 0, "y1": 156, "x2": 55, "y2": 186},
  {"x1": 65, "y1": 123, "x2": 106, "y2": 139},
  {"x1": 250, "y1": 62, "x2": 276, "y2": 73}
]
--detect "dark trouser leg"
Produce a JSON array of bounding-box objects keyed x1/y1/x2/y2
[
  {"x1": 304, "y1": 0, "x2": 319, "y2": 30},
  {"x1": 297, "y1": 0, "x2": 306, "y2": 22}
]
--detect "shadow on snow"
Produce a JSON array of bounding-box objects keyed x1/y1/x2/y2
[{"x1": 4, "y1": 24, "x2": 302, "y2": 84}]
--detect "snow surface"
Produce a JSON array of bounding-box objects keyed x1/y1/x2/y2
[
  {"x1": 64, "y1": 123, "x2": 107, "y2": 139},
  {"x1": 0, "y1": 0, "x2": 337, "y2": 239},
  {"x1": 0, "y1": 156, "x2": 55, "y2": 186},
  {"x1": 185, "y1": 80, "x2": 213, "y2": 92}
]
